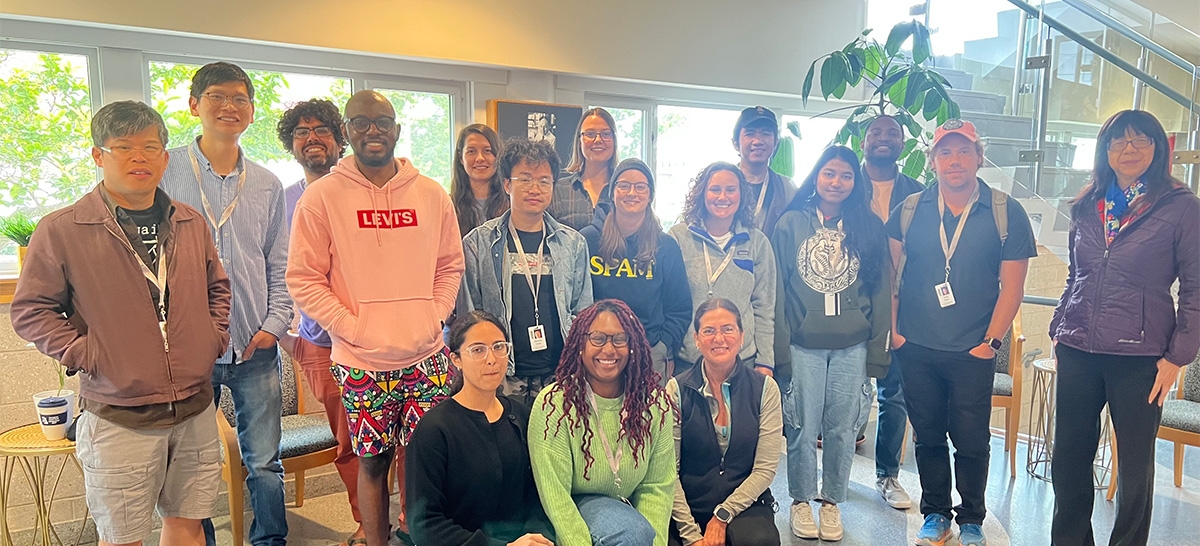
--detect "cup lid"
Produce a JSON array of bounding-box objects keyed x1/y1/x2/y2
[{"x1": 37, "y1": 397, "x2": 68, "y2": 408}]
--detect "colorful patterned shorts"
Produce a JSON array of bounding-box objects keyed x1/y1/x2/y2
[{"x1": 331, "y1": 347, "x2": 456, "y2": 457}]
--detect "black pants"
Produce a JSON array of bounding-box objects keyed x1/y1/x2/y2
[
  {"x1": 667, "y1": 503, "x2": 780, "y2": 546},
  {"x1": 895, "y1": 342, "x2": 994, "y2": 525},
  {"x1": 1051, "y1": 344, "x2": 1162, "y2": 546}
]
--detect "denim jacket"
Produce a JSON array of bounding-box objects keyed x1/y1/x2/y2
[{"x1": 459, "y1": 211, "x2": 594, "y2": 376}]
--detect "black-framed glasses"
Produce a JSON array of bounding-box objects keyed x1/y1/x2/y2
[
  {"x1": 459, "y1": 341, "x2": 512, "y2": 361},
  {"x1": 292, "y1": 126, "x2": 334, "y2": 140},
  {"x1": 1107, "y1": 136, "x2": 1154, "y2": 152},
  {"x1": 581, "y1": 130, "x2": 614, "y2": 142},
  {"x1": 586, "y1": 331, "x2": 629, "y2": 348},
  {"x1": 698, "y1": 325, "x2": 740, "y2": 340},
  {"x1": 614, "y1": 182, "x2": 650, "y2": 194},
  {"x1": 509, "y1": 176, "x2": 554, "y2": 189},
  {"x1": 202, "y1": 92, "x2": 253, "y2": 109},
  {"x1": 346, "y1": 116, "x2": 397, "y2": 134},
  {"x1": 99, "y1": 145, "x2": 165, "y2": 159}
]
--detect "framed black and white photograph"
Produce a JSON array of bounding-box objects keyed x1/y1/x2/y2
[{"x1": 487, "y1": 100, "x2": 583, "y2": 169}]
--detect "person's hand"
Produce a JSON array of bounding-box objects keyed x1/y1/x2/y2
[
  {"x1": 968, "y1": 342, "x2": 996, "y2": 360},
  {"x1": 1148, "y1": 357, "x2": 1182, "y2": 406},
  {"x1": 701, "y1": 518, "x2": 727, "y2": 546},
  {"x1": 891, "y1": 332, "x2": 907, "y2": 350},
  {"x1": 278, "y1": 331, "x2": 299, "y2": 358},
  {"x1": 507, "y1": 533, "x2": 553, "y2": 546},
  {"x1": 755, "y1": 366, "x2": 774, "y2": 378},
  {"x1": 242, "y1": 330, "x2": 279, "y2": 361}
]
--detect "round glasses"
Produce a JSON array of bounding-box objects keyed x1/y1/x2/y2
[
  {"x1": 459, "y1": 341, "x2": 512, "y2": 361},
  {"x1": 1107, "y1": 136, "x2": 1153, "y2": 152},
  {"x1": 99, "y1": 145, "x2": 165, "y2": 160},
  {"x1": 346, "y1": 116, "x2": 397, "y2": 134},
  {"x1": 292, "y1": 126, "x2": 334, "y2": 140},
  {"x1": 586, "y1": 332, "x2": 629, "y2": 348}
]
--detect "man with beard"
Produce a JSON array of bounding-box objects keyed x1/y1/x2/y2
[
  {"x1": 862, "y1": 115, "x2": 924, "y2": 511},
  {"x1": 732, "y1": 106, "x2": 796, "y2": 238},
  {"x1": 275, "y1": 99, "x2": 365, "y2": 546},
  {"x1": 287, "y1": 90, "x2": 464, "y2": 546}
]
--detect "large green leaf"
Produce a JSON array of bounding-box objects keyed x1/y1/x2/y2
[
  {"x1": 912, "y1": 23, "x2": 932, "y2": 64},
  {"x1": 885, "y1": 21, "x2": 915, "y2": 57},
  {"x1": 887, "y1": 73, "x2": 909, "y2": 109},
  {"x1": 922, "y1": 91, "x2": 943, "y2": 120},
  {"x1": 820, "y1": 56, "x2": 846, "y2": 98},
  {"x1": 802, "y1": 62, "x2": 817, "y2": 104},
  {"x1": 847, "y1": 49, "x2": 866, "y2": 84}
]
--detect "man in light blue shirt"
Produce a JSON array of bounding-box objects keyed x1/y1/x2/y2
[{"x1": 158, "y1": 61, "x2": 291, "y2": 546}]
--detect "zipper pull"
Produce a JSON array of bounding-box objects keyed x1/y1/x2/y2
[{"x1": 1103, "y1": 248, "x2": 1110, "y2": 259}]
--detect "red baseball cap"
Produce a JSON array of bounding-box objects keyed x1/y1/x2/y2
[{"x1": 931, "y1": 119, "x2": 979, "y2": 149}]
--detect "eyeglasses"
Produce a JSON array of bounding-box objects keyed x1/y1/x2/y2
[
  {"x1": 292, "y1": 126, "x2": 334, "y2": 140},
  {"x1": 586, "y1": 332, "x2": 629, "y2": 348},
  {"x1": 614, "y1": 181, "x2": 650, "y2": 194},
  {"x1": 99, "y1": 145, "x2": 166, "y2": 159},
  {"x1": 510, "y1": 176, "x2": 555, "y2": 189},
  {"x1": 202, "y1": 92, "x2": 253, "y2": 110},
  {"x1": 698, "y1": 325, "x2": 740, "y2": 340},
  {"x1": 581, "y1": 130, "x2": 615, "y2": 142},
  {"x1": 1107, "y1": 136, "x2": 1154, "y2": 152},
  {"x1": 346, "y1": 116, "x2": 397, "y2": 134},
  {"x1": 459, "y1": 341, "x2": 512, "y2": 361}
]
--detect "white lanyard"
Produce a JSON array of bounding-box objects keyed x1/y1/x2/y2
[
  {"x1": 586, "y1": 388, "x2": 625, "y2": 492},
  {"x1": 815, "y1": 209, "x2": 844, "y2": 234},
  {"x1": 702, "y1": 237, "x2": 736, "y2": 299},
  {"x1": 936, "y1": 185, "x2": 980, "y2": 283},
  {"x1": 753, "y1": 173, "x2": 770, "y2": 221},
  {"x1": 108, "y1": 217, "x2": 170, "y2": 352},
  {"x1": 508, "y1": 223, "x2": 546, "y2": 324},
  {"x1": 189, "y1": 147, "x2": 247, "y2": 247}
]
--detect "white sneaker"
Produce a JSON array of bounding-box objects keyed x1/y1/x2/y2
[
  {"x1": 818, "y1": 503, "x2": 844, "y2": 541},
  {"x1": 790, "y1": 501, "x2": 818, "y2": 539},
  {"x1": 876, "y1": 476, "x2": 913, "y2": 510}
]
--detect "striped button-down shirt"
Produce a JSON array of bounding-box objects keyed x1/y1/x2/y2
[{"x1": 160, "y1": 137, "x2": 292, "y2": 363}]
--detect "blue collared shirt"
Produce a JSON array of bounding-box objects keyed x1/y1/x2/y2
[{"x1": 160, "y1": 137, "x2": 292, "y2": 363}]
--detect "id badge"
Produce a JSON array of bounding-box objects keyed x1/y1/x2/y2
[
  {"x1": 935, "y1": 282, "x2": 956, "y2": 308},
  {"x1": 824, "y1": 292, "x2": 840, "y2": 317},
  {"x1": 528, "y1": 324, "x2": 548, "y2": 351}
]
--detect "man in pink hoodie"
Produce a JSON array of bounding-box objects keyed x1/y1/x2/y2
[{"x1": 287, "y1": 90, "x2": 464, "y2": 546}]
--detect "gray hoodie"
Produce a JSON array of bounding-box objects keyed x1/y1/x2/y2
[{"x1": 668, "y1": 221, "x2": 776, "y2": 369}]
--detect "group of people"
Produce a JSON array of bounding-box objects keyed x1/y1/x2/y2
[{"x1": 8, "y1": 59, "x2": 1197, "y2": 546}]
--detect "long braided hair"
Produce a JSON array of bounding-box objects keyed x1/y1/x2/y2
[{"x1": 539, "y1": 299, "x2": 674, "y2": 479}]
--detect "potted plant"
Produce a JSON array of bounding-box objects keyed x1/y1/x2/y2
[
  {"x1": 1, "y1": 212, "x2": 37, "y2": 272},
  {"x1": 800, "y1": 21, "x2": 961, "y2": 181}
]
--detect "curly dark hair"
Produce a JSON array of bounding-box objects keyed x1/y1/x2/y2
[
  {"x1": 680, "y1": 161, "x2": 757, "y2": 229},
  {"x1": 276, "y1": 99, "x2": 347, "y2": 152},
  {"x1": 539, "y1": 299, "x2": 673, "y2": 478}
]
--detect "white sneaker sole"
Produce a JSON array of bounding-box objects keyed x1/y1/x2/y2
[{"x1": 820, "y1": 527, "x2": 844, "y2": 541}]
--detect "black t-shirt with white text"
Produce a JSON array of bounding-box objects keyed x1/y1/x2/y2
[{"x1": 508, "y1": 229, "x2": 563, "y2": 377}]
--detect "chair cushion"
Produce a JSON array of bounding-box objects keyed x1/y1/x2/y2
[
  {"x1": 279, "y1": 414, "x2": 338, "y2": 459},
  {"x1": 1161, "y1": 399, "x2": 1200, "y2": 434},
  {"x1": 993, "y1": 373, "x2": 1013, "y2": 397}
]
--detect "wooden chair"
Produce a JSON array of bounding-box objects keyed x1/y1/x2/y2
[
  {"x1": 898, "y1": 314, "x2": 1024, "y2": 478},
  {"x1": 1107, "y1": 356, "x2": 1198, "y2": 500},
  {"x1": 216, "y1": 351, "x2": 339, "y2": 546}
]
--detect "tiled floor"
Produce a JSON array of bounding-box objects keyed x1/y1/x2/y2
[{"x1": 183, "y1": 434, "x2": 1198, "y2": 546}]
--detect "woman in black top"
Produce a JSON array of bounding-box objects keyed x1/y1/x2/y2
[{"x1": 406, "y1": 310, "x2": 554, "y2": 546}]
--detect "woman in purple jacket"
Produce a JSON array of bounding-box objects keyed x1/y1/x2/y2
[{"x1": 1049, "y1": 110, "x2": 1200, "y2": 546}]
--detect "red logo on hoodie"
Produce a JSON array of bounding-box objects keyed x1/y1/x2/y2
[{"x1": 357, "y1": 209, "x2": 418, "y2": 229}]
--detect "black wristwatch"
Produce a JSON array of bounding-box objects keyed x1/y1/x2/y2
[
  {"x1": 984, "y1": 337, "x2": 1002, "y2": 351},
  {"x1": 714, "y1": 506, "x2": 733, "y2": 524}
]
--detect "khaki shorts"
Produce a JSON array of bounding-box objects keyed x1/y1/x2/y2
[{"x1": 75, "y1": 405, "x2": 222, "y2": 544}]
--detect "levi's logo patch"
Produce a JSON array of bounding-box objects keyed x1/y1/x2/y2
[{"x1": 357, "y1": 209, "x2": 418, "y2": 229}]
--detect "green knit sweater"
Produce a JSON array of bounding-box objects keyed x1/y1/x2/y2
[{"x1": 528, "y1": 384, "x2": 675, "y2": 546}]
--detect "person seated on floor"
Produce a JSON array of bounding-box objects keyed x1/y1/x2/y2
[
  {"x1": 668, "y1": 299, "x2": 783, "y2": 546},
  {"x1": 529, "y1": 299, "x2": 676, "y2": 546},
  {"x1": 406, "y1": 310, "x2": 555, "y2": 546}
]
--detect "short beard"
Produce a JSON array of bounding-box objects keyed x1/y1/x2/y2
[
  {"x1": 865, "y1": 151, "x2": 901, "y2": 167},
  {"x1": 302, "y1": 155, "x2": 337, "y2": 174},
  {"x1": 357, "y1": 148, "x2": 396, "y2": 168}
]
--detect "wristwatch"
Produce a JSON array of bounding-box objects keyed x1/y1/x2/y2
[
  {"x1": 714, "y1": 506, "x2": 733, "y2": 524},
  {"x1": 984, "y1": 337, "x2": 1002, "y2": 351}
]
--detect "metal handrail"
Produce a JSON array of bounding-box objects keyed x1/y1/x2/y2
[
  {"x1": 1061, "y1": 0, "x2": 1197, "y2": 75},
  {"x1": 1005, "y1": 0, "x2": 1199, "y2": 113}
]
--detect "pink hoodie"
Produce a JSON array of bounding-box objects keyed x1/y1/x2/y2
[{"x1": 287, "y1": 156, "x2": 463, "y2": 371}]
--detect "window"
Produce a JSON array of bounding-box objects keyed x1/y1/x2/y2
[
  {"x1": 0, "y1": 47, "x2": 95, "y2": 272},
  {"x1": 372, "y1": 88, "x2": 453, "y2": 187},
  {"x1": 780, "y1": 115, "x2": 848, "y2": 182},
  {"x1": 148, "y1": 61, "x2": 351, "y2": 185},
  {"x1": 654, "y1": 105, "x2": 741, "y2": 226},
  {"x1": 591, "y1": 106, "x2": 646, "y2": 161}
]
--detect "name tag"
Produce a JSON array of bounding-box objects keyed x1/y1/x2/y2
[
  {"x1": 824, "y1": 292, "x2": 841, "y2": 317},
  {"x1": 528, "y1": 325, "x2": 548, "y2": 351},
  {"x1": 935, "y1": 282, "x2": 956, "y2": 308}
]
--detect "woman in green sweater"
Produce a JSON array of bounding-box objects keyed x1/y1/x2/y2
[
  {"x1": 772, "y1": 145, "x2": 891, "y2": 542},
  {"x1": 529, "y1": 299, "x2": 676, "y2": 546}
]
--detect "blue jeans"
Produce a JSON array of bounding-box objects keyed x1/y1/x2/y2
[
  {"x1": 786, "y1": 343, "x2": 866, "y2": 504},
  {"x1": 574, "y1": 494, "x2": 655, "y2": 546},
  {"x1": 875, "y1": 353, "x2": 908, "y2": 478},
  {"x1": 203, "y1": 345, "x2": 287, "y2": 546}
]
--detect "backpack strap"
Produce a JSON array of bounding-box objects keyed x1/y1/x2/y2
[
  {"x1": 991, "y1": 188, "x2": 1009, "y2": 244},
  {"x1": 892, "y1": 193, "x2": 922, "y2": 297}
]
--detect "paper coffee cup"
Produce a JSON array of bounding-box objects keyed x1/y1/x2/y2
[{"x1": 37, "y1": 397, "x2": 70, "y2": 441}]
